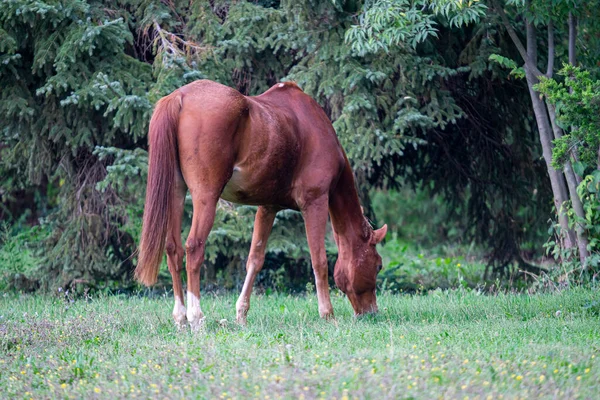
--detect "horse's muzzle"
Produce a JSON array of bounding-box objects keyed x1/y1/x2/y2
[{"x1": 349, "y1": 290, "x2": 378, "y2": 316}]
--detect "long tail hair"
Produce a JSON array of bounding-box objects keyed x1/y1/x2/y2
[{"x1": 135, "y1": 92, "x2": 182, "y2": 286}]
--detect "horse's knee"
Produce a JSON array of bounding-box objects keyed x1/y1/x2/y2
[
  {"x1": 312, "y1": 256, "x2": 329, "y2": 279},
  {"x1": 246, "y1": 254, "x2": 265, "y2": 272},
  {"x1": 166, "y1": 241, "x2": 183, "y2": 272},
  {"x1": 185, "y1": 238, "x2": 205, "y2": 272},
  {"x1": 166, "y1": 241, "x2": 179, "y2": 260}
]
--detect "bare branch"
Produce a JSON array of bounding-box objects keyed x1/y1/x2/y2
[
  {"x1": 568, "y1": 12, "x2": 577, "y2": 66},
  {"x1": 153, "y1": 21, "x2": 212, "y2": 59},
  {"x1": 492, "y1": 0, "x2": 527, "y2": 62},
  {"x1": 546, "y1": 20, "x2": 554, "y2": 77},
  {"x1": 492, "y1": 0, "x2": 545, "y2": 78},
  {"x1": 525, "y1": 0, "x2": 537, "y2": 65}
]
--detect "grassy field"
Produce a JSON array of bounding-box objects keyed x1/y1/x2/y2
[{"x1": 1, "y1": 288, "x2": 599, "y2": 399}]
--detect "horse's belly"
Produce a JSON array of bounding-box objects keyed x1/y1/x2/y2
[
  {"x1": 220, "y1": 169, "x2": 263, "y2": 204},
  {"x1": 220, "y1": 174, "x2": 248, "y2": 203},
  {"x1": 220, "y1": 167, "x2": 293, "y2": 207}
]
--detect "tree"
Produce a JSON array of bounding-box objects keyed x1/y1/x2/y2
[
  {"x1": 341, "y1": 0, "x2": 553, "y2": 274},
  {"x1": 490, "y1": 0, "x2": 600, "y2": 269}
]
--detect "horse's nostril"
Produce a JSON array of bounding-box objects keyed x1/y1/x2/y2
[{"x1": 377, "y1": 264, "x2": 382, "y2": 272}]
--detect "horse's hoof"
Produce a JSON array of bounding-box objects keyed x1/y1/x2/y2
[
  {"x1": 173, "y1": 312, "x2": 187, "y2": 331},
  {"x1": 319, "y1": 310, "x2": 335, "y2": 320},
  {"x1": 236, "y1": 308, "x2": 248, "y2": 326},
  {"x1": 174, "y1": 319, "x2": 187, "y2": 331},
  {"x1": 188, "y1": 316, "x2": 206, "y2": 332}
]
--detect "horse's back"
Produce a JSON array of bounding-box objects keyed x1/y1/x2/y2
[{"x1": 173, "y1": 80, "x2": 345, "y2": 209}]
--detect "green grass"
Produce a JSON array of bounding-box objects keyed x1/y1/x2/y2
[{"x1": 1, "y1": 289, "x2": 599, "y2": 399}]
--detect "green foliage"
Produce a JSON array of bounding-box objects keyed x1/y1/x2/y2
[
  {"x1": 0, "y1": 0, "x2": 564, "y2": 290},
  {"x1": 378, "y1": 235, "x2": 486, "y2": 292},
  {"x1": 536, "y1": 65, "x2": 600, "y2": 273},
  {"x1": 346, "y1": 0, "x2": 486, "y2": 56},
  {"x1": 488, "y1": 54, "x2": 525, "y2": 79},
  {"x1": 372, "y1": 187, "x2": 465, "y2": 247},
  {"x1": 0, "y1": 223, "x2": 46, "y2": 291},
  {"x1": 0, "y1": 0, "x2": 160, "y2": 289},
  {"x1": 536, "y1": 66, "x2": 600, "y2": 171}
]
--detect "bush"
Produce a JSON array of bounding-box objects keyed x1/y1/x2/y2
[
  {"x1": 0, "y1": 223, "x2": 46, "y2": 292},
  {"x1": 371, "y1": 187, "x2": 465, "y2": 248},
  {"x1": 377, "y1": 234, "x2": 485, "y2": 293}
]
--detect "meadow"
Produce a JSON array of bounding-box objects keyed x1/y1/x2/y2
[{"x1": 1, "y1": 288, "x2": 599, "y2": 399}]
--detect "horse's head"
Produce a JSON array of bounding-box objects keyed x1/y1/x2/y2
[{"x1": 334, "y1": 222, "x2": 387, "y2": 316}]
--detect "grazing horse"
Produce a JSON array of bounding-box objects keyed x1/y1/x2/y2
[{"x1": 135, "y1": 80, "x2": 387, "y2": 330}]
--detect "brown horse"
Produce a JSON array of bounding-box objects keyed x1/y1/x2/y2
[{"x1": 135, "y1": 80, "x2": 387, "y2": 330}]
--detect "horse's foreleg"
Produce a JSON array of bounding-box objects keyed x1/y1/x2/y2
[
  {"x1": 236, "y1": 206, "x2": 277, "y2": 325},
  {"x1": 166, "y1": 180, "x2": 187, "y2": 329},
  {"x1": 302, "y1": 197, "x2": 334, "y2": 319},
  {"x1": 185, "y1": 195, "x2": 218, "y2": 332}
]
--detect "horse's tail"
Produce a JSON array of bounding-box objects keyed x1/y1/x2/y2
[{"x1": 135, "y1": 91, "x2": 183, "y2": 286}]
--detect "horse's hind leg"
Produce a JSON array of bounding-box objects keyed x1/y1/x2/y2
[
  {"x1": 236, "y1": 206, "x2": 277, "y2": 325},
  {"x1": 166, "y1": 176, "x2": 187, "y2": 329},
  {"x1": 176, "y1": 106, "x2": 240, "y2": 331},
  {"x1": 185, "y1": 193, "x2": 219, "y2": 331}
]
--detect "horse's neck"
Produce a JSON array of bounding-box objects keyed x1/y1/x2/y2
[{"x1": 329, "y1": 161, "x2": 367, "y2": 250}]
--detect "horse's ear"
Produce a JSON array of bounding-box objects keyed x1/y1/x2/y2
[{"x1": 371, "y1": 224, "x2": 388, "y2": 244}]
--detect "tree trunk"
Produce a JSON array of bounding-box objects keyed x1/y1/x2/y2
[
  {"x1": 525, "y1": 71, "x2": 574, "y2": 250},
  {"x1": 567, "y1": 12, "x2": 583, "y2": 185},
  {"x1": 564, "y1": 12, "x2": 589, "y2": 264},
  {"x1": 523, "y1": 8, "x2": 575, "y2": 250},
  {"x1": 547, "y1": 102, "x2": 590, "y2": 264}
]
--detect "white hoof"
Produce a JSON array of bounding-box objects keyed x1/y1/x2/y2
[
  {"x1": 173, "y1": 298, "x2": 187, "y2": 330},
  {"x1": 236, "y1": 313, "x2": 247, "y2": 326},
  {"x1": 188, "y1": 315, "x2": 206, "y2": 332},
  {"x1": 236, "y1": 298, "x2": 249, "y2": 326},
  {"x1": 186, "y1": 292, "x2": 205, "y2": 332}
]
